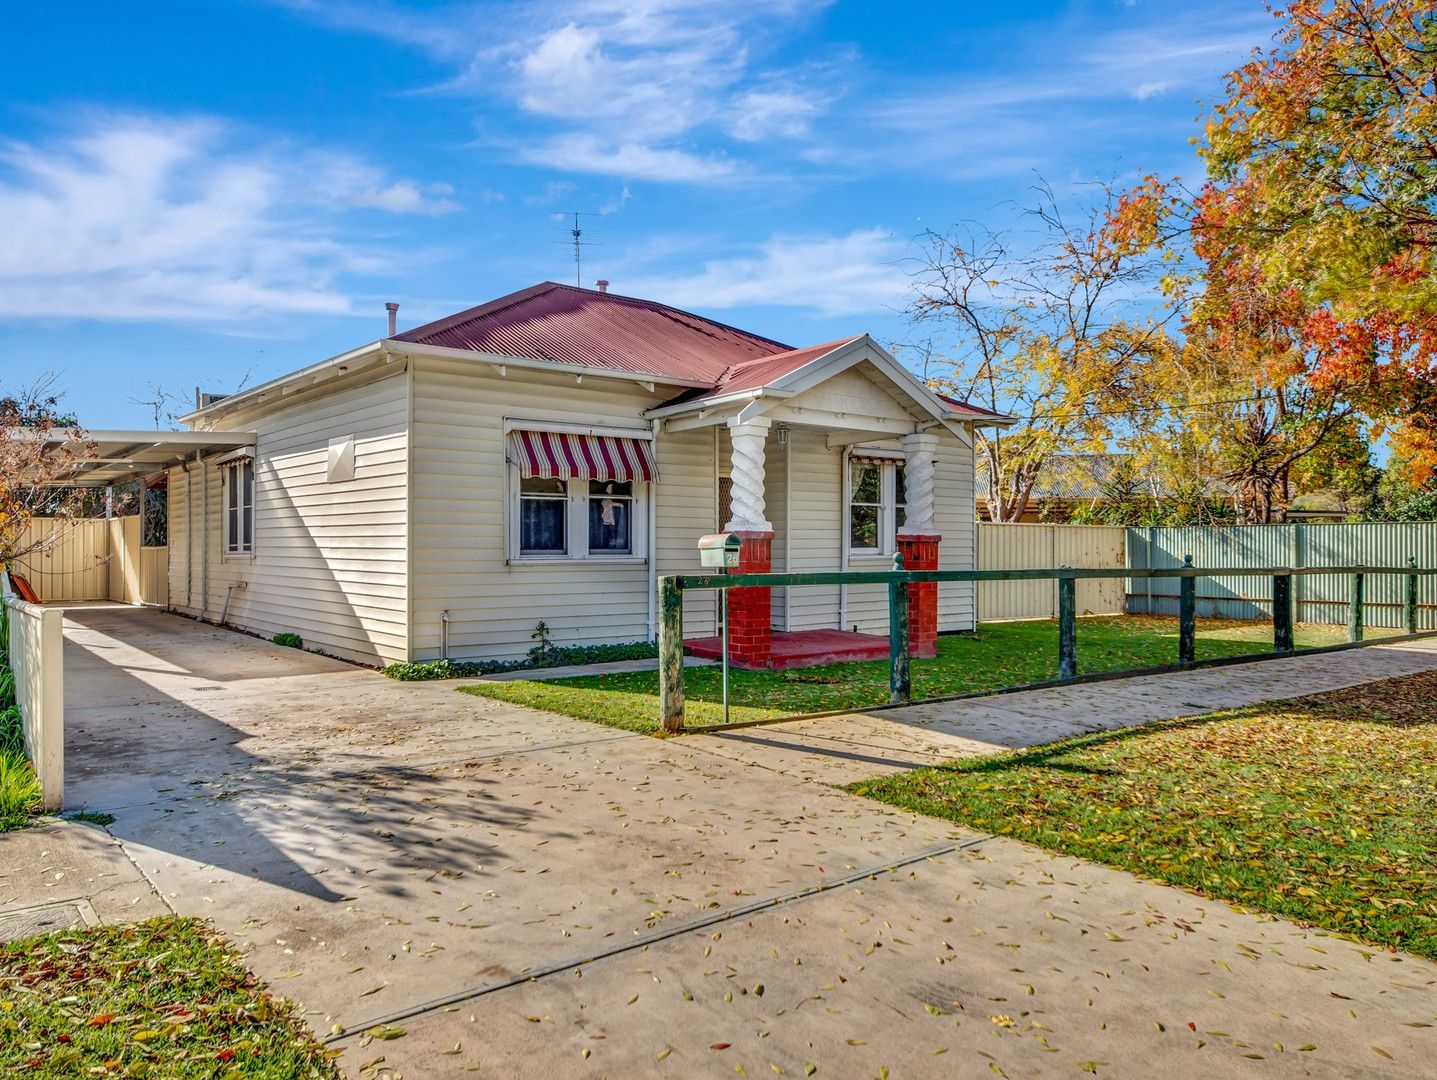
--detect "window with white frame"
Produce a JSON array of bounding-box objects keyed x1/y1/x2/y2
[
  {"x1": 518, "y1": 476, "x2": 567, "y2": 555},
  {"x1": 587, "y1": 480, "x2": 633, "y2": 554},
  {"x1": 510, "y1": 472, "x2": 646, "y2": 560},
  {"x1": 848, "y1": 458, "x2": 905, "y2": 555},
  {"x1": 224, "y1": 459, "x2": 255, "y2": 556}
]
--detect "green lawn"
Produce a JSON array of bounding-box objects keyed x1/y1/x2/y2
[
  {"x1": 460, "y1": 615, "x2": 1365, "y2": 733},
  {"x1": 851, "y1": 670, "x2": 1437, "y2": 960},
  {"x1": 0, "y1": 917, "x2": 339, "y2": 1078}
]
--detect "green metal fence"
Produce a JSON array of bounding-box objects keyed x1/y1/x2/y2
[
  {"x1": 658, "y1": 558, "x2": 1437, "y2": 733},
  {"x1": 1129, "y1": 524, "x2": 1437, "y2": 628}
]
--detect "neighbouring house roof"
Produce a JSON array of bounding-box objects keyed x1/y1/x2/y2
[
  {"x1": 975, "y1": 453, "x2": 1186, "y2": 502},
  {"x1": 185, "y1": 282, "x2": 1011, "y2": 427}
]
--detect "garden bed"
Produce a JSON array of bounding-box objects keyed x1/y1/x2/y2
[
  {"x1": 459, "y1": 615, "x2": 1369, "y2": 733},
  {"x1": 851, "y1": 670, "x2": 1437, "y2": 960}
]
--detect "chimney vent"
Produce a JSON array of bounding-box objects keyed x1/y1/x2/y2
[
  {"x1": 385, "y1": 301, "x2": 399, "y2": 337},
  {"x1": 595, "y1": 279, "x2": 609, "y2": 294}
]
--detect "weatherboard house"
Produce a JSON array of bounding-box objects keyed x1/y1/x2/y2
[{"x1": 137, "y1": 283, "x2": 1008, "y2": 668}]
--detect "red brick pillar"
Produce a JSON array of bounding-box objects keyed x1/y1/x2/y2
[
  {"x1": 898, "y1": 534, "x2": 941, "y2": 659},
  {"x1": 726, "y1": 530, "x2": 774, "y2": 668}
]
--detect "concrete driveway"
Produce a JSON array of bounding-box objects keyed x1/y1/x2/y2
[{"x1": 31, "y1": 606, "x2": 1437, "y2": 1077}]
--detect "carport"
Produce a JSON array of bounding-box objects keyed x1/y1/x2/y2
[{"x1": 13, "y1": 429, "x2": 255, "y2": 606}]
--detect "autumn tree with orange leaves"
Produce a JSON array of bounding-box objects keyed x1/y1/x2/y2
[
  {"x1": 1113, "y1": 0, "x2": 1437, "y2": 521},
  {"x1": 1, "y1": 383, "x2": 93, "y2": 570}
]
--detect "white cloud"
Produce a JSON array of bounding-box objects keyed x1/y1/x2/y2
[
  {"x1": 625, "y1": 228, "x2": 907, "y2": 316},
  {"x1": 518, "y1": 135, "x2": 734, "y2": 184},
  {"x1": 281, "y1": 0, "x2": 836, "y2": 183},
  {"x1": 0, "y1": 112, "x2": 455, "y2": 322}
]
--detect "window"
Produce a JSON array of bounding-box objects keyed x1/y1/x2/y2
[
  {"x1": 224, "y1": 459, "x2": 254, "y2": 556},
  {"x1": 847, "y1": 458, "x2": 905, "y2": 555},
  {"x1": 519, "y1": 477, "x2": 567, "y2": 555},
  {"x1": 510, "y1": 472, "x2": 647, "y2": 561},
  {"x1": 588, "y1": 480, "x2": 632, "y2": 554}
]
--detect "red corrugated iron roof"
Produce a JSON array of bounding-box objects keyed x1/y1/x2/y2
[
  {"x1": 937, "y1": 394, "x2": 1013, "y2": 422},
  {"x1": 391, "y1": 281, "x2": 1002, "y2": 420},
  {"x1": 394, "y1": 282, "x2": 790, "y2": 383}
]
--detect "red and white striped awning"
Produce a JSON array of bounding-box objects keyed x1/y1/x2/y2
[{"x1": 508, "y1": 429, "x2": 658, "y2": 482}]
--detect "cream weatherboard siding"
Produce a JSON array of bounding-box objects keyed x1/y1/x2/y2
[
  {"x1": 655, "y1": 426, "x2": 723, "y2": 639},
  {"x1": 777, "y1": 428, "x2": 977, "y2": 636},
  {"x1": 408, "y1": 358, "x2": 701, "y2": 661},
  {"x1": 167, "y1": 373, "x2": 409, "y2": 665},
  {"x1": 161, "y1": 355, "x2": 983, "y2": 664}
]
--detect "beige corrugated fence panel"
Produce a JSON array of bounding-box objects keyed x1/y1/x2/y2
[
  {"x1": 11, "y1": 518, "x2": 110, "y2": 602},
  {"x1": 107, "y1": 515, "x2": 141, "y2": 603},
  {"x1": 140, "y1": 546, "x2": 169, "y2": 607},
  {"x1": 977, "y1": 524, "x2": 1126, "y2": 621},
  {"x1": 3, "y1": 594, "x2": 64, "y2": 810}
]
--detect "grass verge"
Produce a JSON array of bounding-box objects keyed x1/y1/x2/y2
[
  {"x1": 460, "y1": 615, "x2": 1361, "y2": 733},
  {"x1": 850, "y1": 670, "x2": 1437, "y2": 960},
  {"x1": 0, "y1": 916, "x2": 340, "y2": 1078}
]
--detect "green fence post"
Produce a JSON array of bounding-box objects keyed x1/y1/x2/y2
[
  {"x1": 1272, "y1": 573, "x2": 1294, "y2": 653},
  {"x1": 1406, "y1": 557, "x2": 1420, "y2": 635},
  {"x1": 1347, "y1": 572, "x2": 1365, "y2": 643},
  {"x1": 1058, "y1": 574, "x2": 1077, "y2": 680},
  {"x1": 888, "y1": 552, "x2": 910, "y2": 704},
  {"x1": 658, "y1": 576, "x2": 685, "y2": 733},
  {"x1": 1178, "y1": 554, "x2": 1196, "y2": 664}
]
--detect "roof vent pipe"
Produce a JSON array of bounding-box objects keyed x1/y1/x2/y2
[
  {"x1": 385, "y1": 301, "x2": 399, "y2": 337},
  {"x1": 595, "y1": 280, "x2": 609, "y2": 294}
]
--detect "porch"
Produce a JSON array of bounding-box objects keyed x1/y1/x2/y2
[
  {"x1": 649, "y1": 337, "x2": 963, "y2": 671},
  {"x1": 684, "y1": 627, "x2": 890, "y2": 669}
]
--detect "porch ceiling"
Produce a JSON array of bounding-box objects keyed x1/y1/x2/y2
[{"x1": 30, "y1": 429, "x2": 257, "y2": 487}]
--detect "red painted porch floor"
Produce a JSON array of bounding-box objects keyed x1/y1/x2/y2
[{"x1": 684, "y1": 628, "x2": 890, "y2": 670}]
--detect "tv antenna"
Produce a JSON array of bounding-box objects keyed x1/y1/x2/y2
[{"x1": 551, "y1": 211, "x2": 601, "y2": 287}]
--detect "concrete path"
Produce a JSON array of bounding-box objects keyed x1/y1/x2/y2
[
  {"x1": 693, "y1": 638, "x2": 1437, "y2": 784},
  {"x1": 11, "y1": 605, "x2": 1434, "y2": 1078}
]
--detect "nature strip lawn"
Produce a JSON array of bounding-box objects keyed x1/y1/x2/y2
[
  {"x1": 0, "y1": 917, "x2": 340, "y2": 1078},
  {"x1": 851, "y1": 670, "x2": 1437, "y2": 961},
  {"x1": 459, "y1": 615, "x2": 1364, "y2": 733}
]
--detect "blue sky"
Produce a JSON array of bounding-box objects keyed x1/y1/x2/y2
[{"x1": 4, "y1": 0, "x2": 1275, "y2": 428}]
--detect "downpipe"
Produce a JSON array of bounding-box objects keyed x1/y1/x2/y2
[
  {"x1": 220, "y1": 580, "x2": 247, "y2": 627},
  {"x1": 440, "y1": 609, "x2": 450, "y2": 660}
]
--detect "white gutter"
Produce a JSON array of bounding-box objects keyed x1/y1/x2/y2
[
  {"x1": 185, "y1": 339, "x2": 703, "y2": 426},
  {"x1": 643, "y1": 386, "x2": 794, "y2": 421}
]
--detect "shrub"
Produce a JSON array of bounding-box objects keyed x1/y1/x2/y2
[
  {"x1": 382, "y1": 640, "x2": 658, "y2": 681},
  {"x1": 272, "y1": 632, "x2": 303, "y2": 649},
  {"x1": 0, "y1": 701, "x2": 40, "y2": 830}
]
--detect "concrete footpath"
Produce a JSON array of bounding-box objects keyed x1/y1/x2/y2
[{"x1": 1, "y1": 606, "x2": 1433, "y2": 1079}]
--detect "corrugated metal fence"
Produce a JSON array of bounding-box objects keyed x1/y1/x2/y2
[
  {"x1": 1127, "y1": 524, "x2": 1437, "y2": 629},
  {"x1": 12, "y1": 517, "x2": 168, "y2": 606},
  {"x1": 977, "y1": 524, "x2": 1126, "y2": 620}
]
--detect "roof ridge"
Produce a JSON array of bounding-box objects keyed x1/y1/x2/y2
[{"x1": 392, "y1": 282, "x2": 561, "y2": 344}]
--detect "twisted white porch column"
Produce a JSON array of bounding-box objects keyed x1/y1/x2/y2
[
  {"x1": 725, "y1": 417, "x2": 772, "y2": 532},
  {"x1": 898, "y1": 432, "x2": 939, "y2": 536}
]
